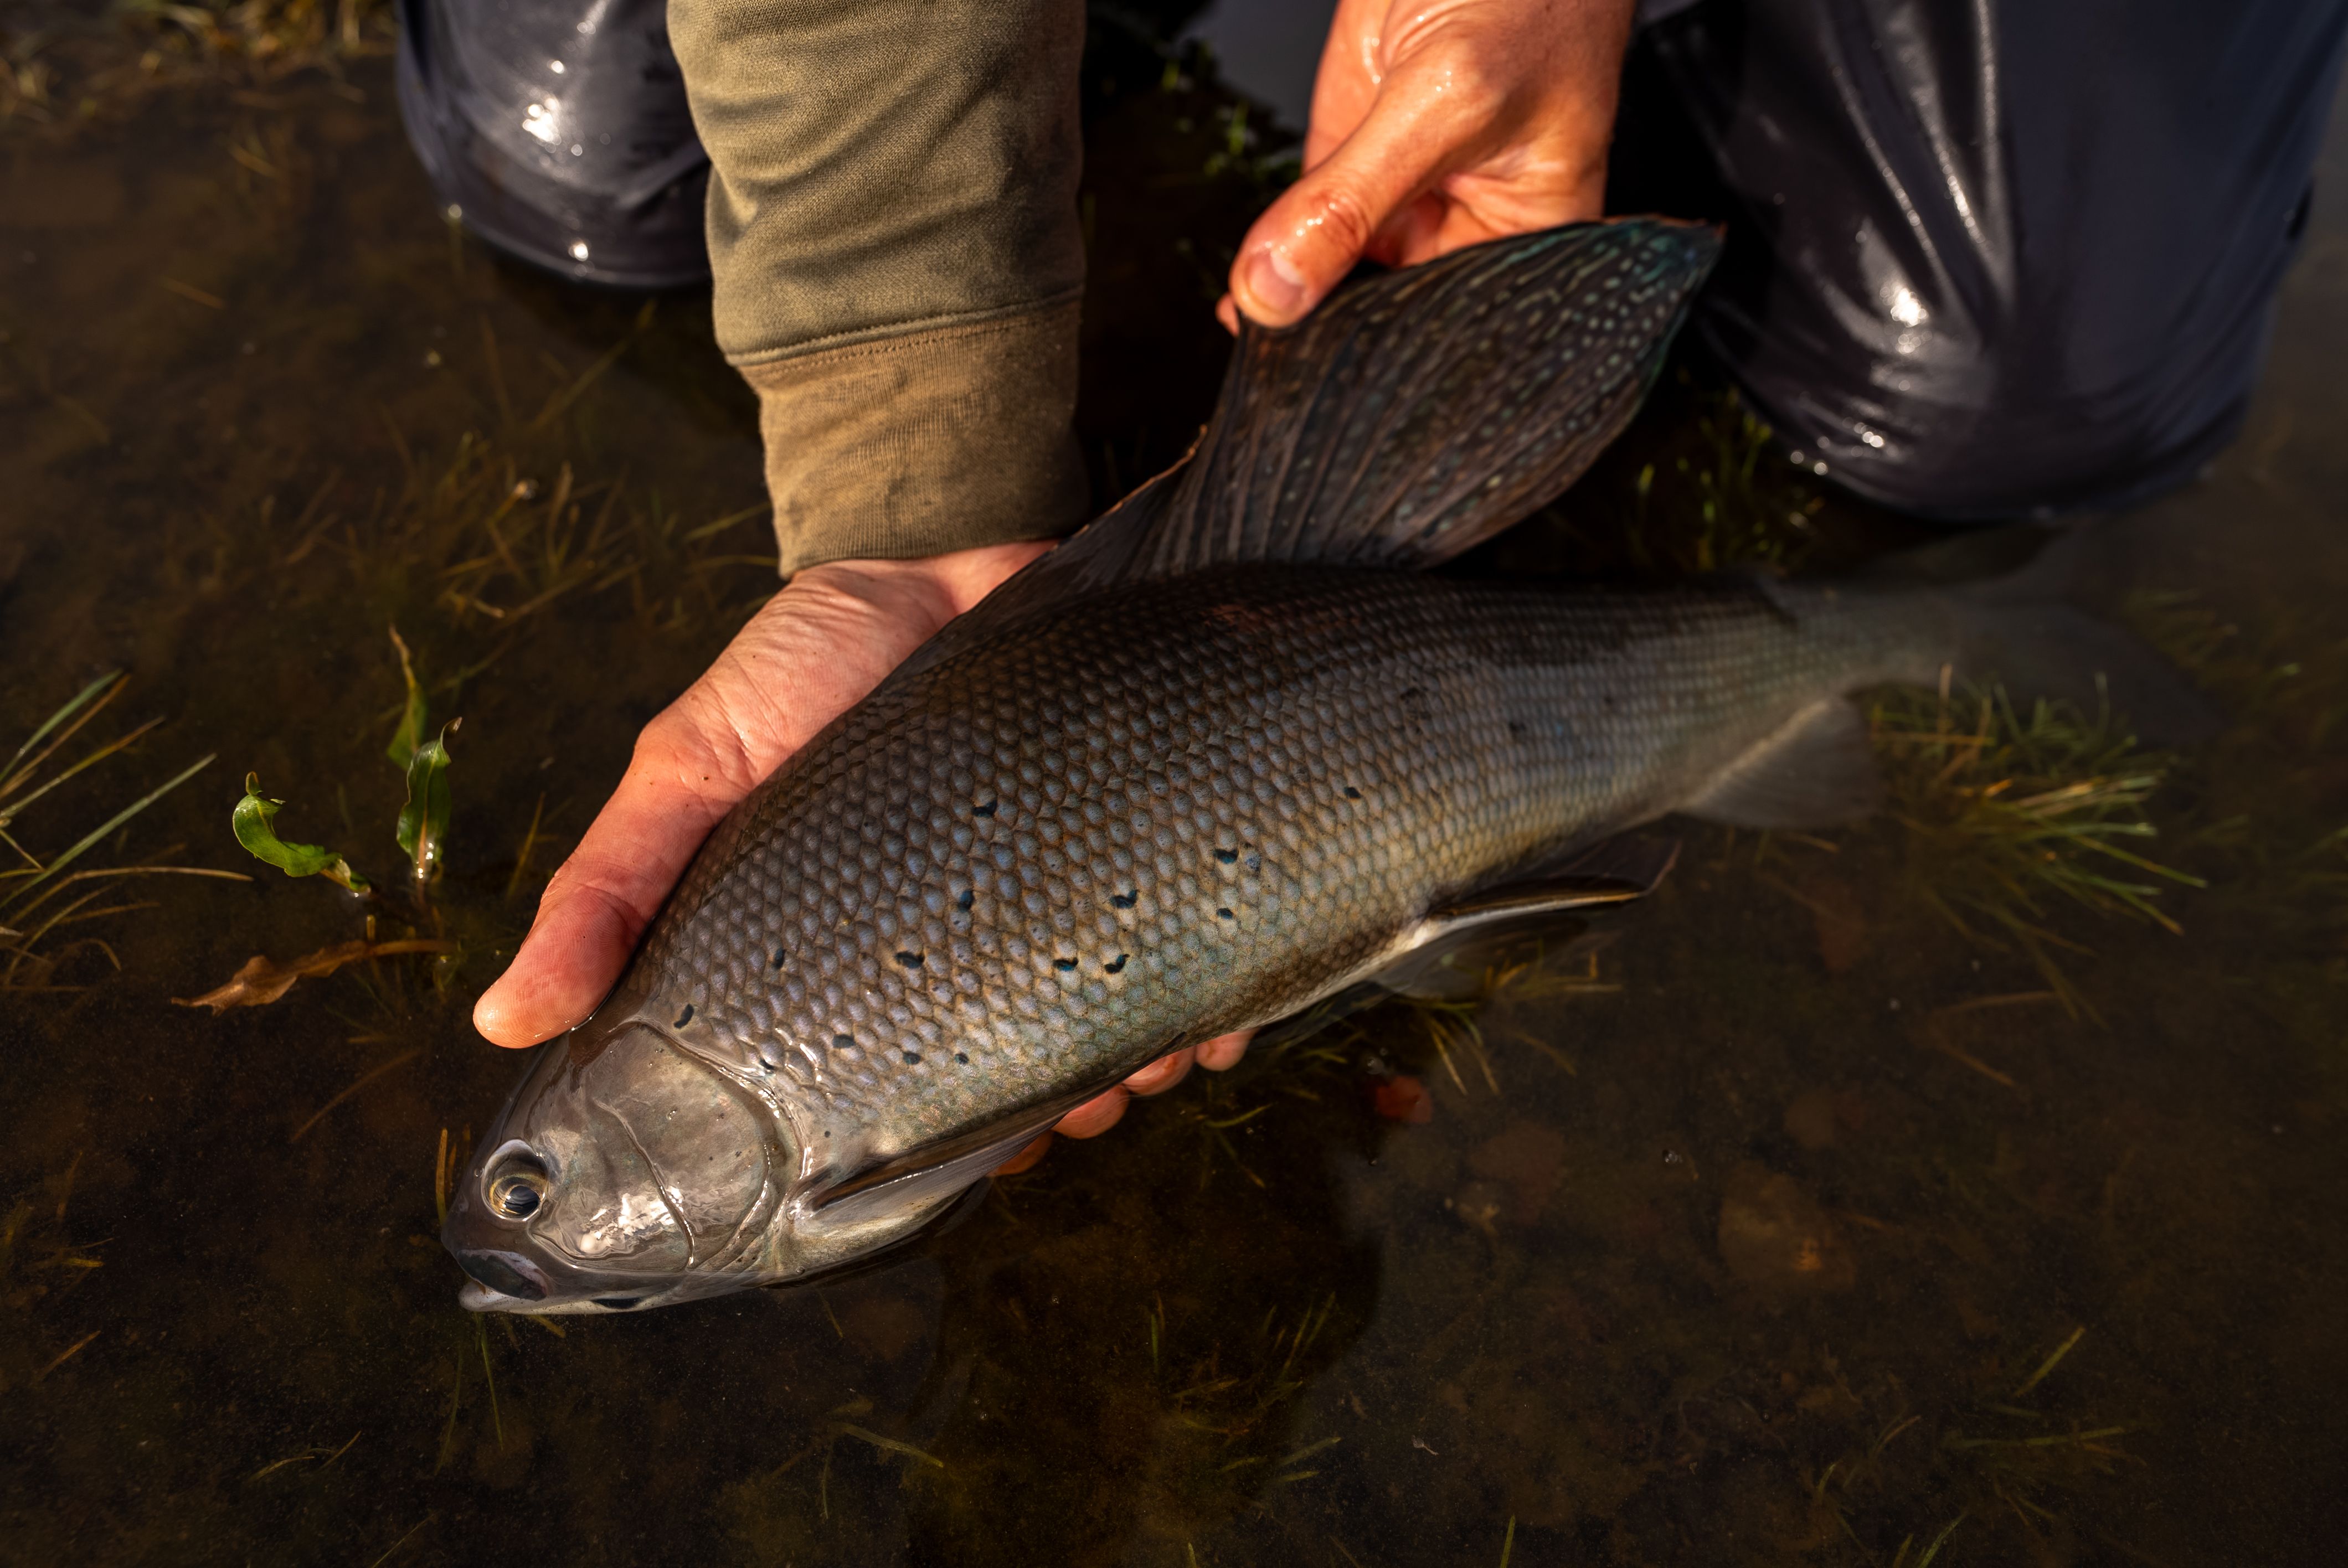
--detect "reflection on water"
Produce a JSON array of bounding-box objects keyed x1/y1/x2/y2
[{"x1": 5, "y1": 23, "x2": 2348, "y2": 1568}]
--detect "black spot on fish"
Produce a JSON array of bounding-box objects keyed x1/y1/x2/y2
[
  {"x1": 1245, "y1": 853, "x2": 1261, "y2": 872},
  {"x1": 956, "y1": 889, "x2": 974, "y2": 911},
  {"x1": 1054, "y1": 957, "x2": 1078, "y2": 972},
  {"x1": 773, "y1": 946, "x2": 788, "y2": 969},
  {"x1": 955, "y1": 1051, "x2": 970, "y2": 1065},
  {"x1": 593, "y1": 1297, "x2": 642, "y2": 1311},
  {"x1": 1104, "y1": 955, "x2": 1127, "y2": 974},
  {"x1": 1507, "y1": 719, "x2": 1529, "y2": 740},
  {"x1": 1343, "y1": 786, "x2": 1363, "y2": 800},
  {"x1": 832, "y1": 1033, "x2": 854, "y2": 1050},
  {"x1": 903, "y1": 1050, "x2": 922, "y2": 1065},
  {"x1": 674, "y1": 1004, "x2": 694, "y2": 1027},
  {"x1": 1217, "y1": 907, "x2": 1234, "y2": 920},
  {"x1": 1110, "y1": 890, "x2": 1137, "y2": 909},
  {"x1": 895, "y1": 951, "x2": 923, "y2": 968},
  {"x1": 1214, "y1": 848, "x2": 1237, "y2": 864},
  {"x1": 973, "y1": 799, "x2": 997, "y2": 817}
]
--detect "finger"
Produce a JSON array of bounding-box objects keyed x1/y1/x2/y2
[
  {"x1": 1226, "y1": 63, "x2": 1474, "y2": 327},
  {"x1": 1124, "y1": 1046, "x2": 1196, "y2": 1097},
  {"x1": 1197, "y1": 1030, "x2": 1253, "y2": 1071},
  {"x1": 1055, "y1": 1086, "x2": 1131, "y2": 1139},
  {"x1": 993, "y1": 1131, "x2": 1053, "y2": 1175},
  {"x1": 472, "y1": 725, "x2": 739, "y2": 1046}
]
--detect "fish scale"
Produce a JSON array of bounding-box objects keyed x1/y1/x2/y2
[{"x1": 632, "y1": 566, "x2": 1927, "y2": 1173}]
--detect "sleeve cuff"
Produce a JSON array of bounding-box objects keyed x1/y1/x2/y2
[{"x1": 742, "y1": 296, "x2": 1090, "y2": 577}]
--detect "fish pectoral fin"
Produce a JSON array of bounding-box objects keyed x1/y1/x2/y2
[
  {"x1": 1441, "y1": 835, "x2": 1685, "y2": 917},
  {"x1": 1373, "y1": 839, "x2": 1680, "y2": 997},
  {"x1": 1682, "y1": 698, "x2": 1883, "y2": 830},
  {"x1": 805, "y1": 1103, "x2": 1080, "y2": 1232}
]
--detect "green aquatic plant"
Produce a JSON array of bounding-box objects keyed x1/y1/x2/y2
[
  {"x1": 384, "y1": 625, "x2": 429, "y2": 767},
  {"x1": 1872, "y1": 675, "x2": 2202, "y2": 1019},
  {"x1": 394, "y1": 720, "x2": 459, "y2": 886},
  {"x1": 232, "y1": 773, "x2": 370, "y2": 894},
  {"x1": 2, "y1": 670, "x2": 239, "y2": 990},
  {"x1": 229, "y1": 634, "x2": 461, "y2": 896}
]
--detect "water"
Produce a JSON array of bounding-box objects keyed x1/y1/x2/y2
[{"x1": 5, "y1": 23, "x2": 2348, "y2": 1568}]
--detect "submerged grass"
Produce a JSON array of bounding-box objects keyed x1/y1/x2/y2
[
  {"x1": 1143, "y1": 1291, "x2": 1347, "y2": 1505},
  {"x1": 1, "y1": 671, "x2": 245, "y2": 990},
  {"x1": 3, "y1": 0, "x2": 389, "y2": 131},
  {"x1": 315, "y1": 415, "x2": 774, "y2": 658},
  {"x1": 1871, "y1": 675, "x2": 2201, "y2": 1020},
  {"x1": 1503, "y1": 375, "x2": 1842, "y2": 581}
]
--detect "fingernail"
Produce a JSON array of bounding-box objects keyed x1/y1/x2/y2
[{"x1": 1243, "y1": 247, "x2": 1308, "y2": 321}]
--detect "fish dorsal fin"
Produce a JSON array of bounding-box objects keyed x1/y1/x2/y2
[
  {"x1": 879, "y1": 220, "x2": 1717, "y2": 689},
  {"x1": 1149, "y1": 219, "x2": 1718, "y2": 575},
  {"x1": 1683, "y1": 699, "x2": 1883, "y2": 829}
]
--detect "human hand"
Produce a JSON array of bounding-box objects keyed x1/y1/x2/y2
[
  {"x1": 994, "y1": 1029, "x2": 1252, "y2": 1174},
  {"x1": 1220, "y1": 0, "x2": 1639, "y2": 331},
  {"x1": 470, "y1": 538, "x2": 1250, "y2": 1154}
]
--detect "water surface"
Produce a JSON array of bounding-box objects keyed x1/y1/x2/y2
[{"x1": 4, "y1": 25, "x2": 2347, "y2": 1568}]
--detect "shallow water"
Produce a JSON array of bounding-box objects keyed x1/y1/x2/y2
[{"x1": 4, "y1": 27, "x2": 2348, "y2": 1568}]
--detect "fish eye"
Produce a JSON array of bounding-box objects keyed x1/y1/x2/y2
[{"x1": 484, "y1": 1146, "x2": 550, "y2": 1220}]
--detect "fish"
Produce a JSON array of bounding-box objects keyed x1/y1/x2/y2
[{"x1": 442, "y1": 219, "x2": 2213, "y2": 1313}]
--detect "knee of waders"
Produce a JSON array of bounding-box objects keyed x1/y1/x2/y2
[
  {"x1": 1690, "y1": 261, "x2": 2281, "y2": 524},
  {"x1": 394, "y1": 0, "x2": 710, "y2": 290}
]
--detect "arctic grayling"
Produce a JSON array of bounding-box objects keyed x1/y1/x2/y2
[{"x1": 442, "y1": 221, "x2": 2207, "y2": 1313}]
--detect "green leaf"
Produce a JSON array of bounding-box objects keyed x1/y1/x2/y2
[
  {"x1": 385, "y1": 626, "x2": 428, "y2": 767},
  {"x1": 395, "y1": 721, "x2": 460, "y2": 882},
  {"x1": 231, "y1": 773, "x2": 370, "y2": 895}
]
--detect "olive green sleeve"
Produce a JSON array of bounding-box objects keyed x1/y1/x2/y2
[{"x1": 668, "y1": 0, "x2": 1090, "y2": 576}]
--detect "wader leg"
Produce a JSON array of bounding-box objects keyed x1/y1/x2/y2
[
  {"x1": 394, "y1": 0, "x2": 712, "y2": 290},
  {"x1": 1621, "y1": 0, "x2": 2348, "y2": 519}
]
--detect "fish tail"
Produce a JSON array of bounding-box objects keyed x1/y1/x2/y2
[{"x1": 1918, "y1": 528, "x2": 2224, "y2": 745}]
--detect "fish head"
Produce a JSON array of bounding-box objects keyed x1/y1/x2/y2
[{"x1": 443, "y1": 1017, "x2": 790, "y2": 1314}]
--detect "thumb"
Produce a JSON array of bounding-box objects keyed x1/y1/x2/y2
[{"x1": 1226, "y1": 79, "x2": 1460, "y2": 327}]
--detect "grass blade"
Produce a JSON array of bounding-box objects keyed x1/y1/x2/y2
[{"x1": 0, "y1": 754, "x2": 213, "y2": 914}]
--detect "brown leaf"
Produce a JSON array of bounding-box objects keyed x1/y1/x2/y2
[{"x1": 174, "y1": 938, "x2": 454, "y2": 1012}]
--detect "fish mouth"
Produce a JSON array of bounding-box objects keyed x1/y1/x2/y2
[
  {"x1": 456, "y1": 1278, "x2": 658, "y2": 1314},
  {"x1": 457, "y1": 1278, "x2": 532, "y2": 1313},
  {"x1": 452, "y1": 1246, "x2": 551, "y2": 1301}
]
